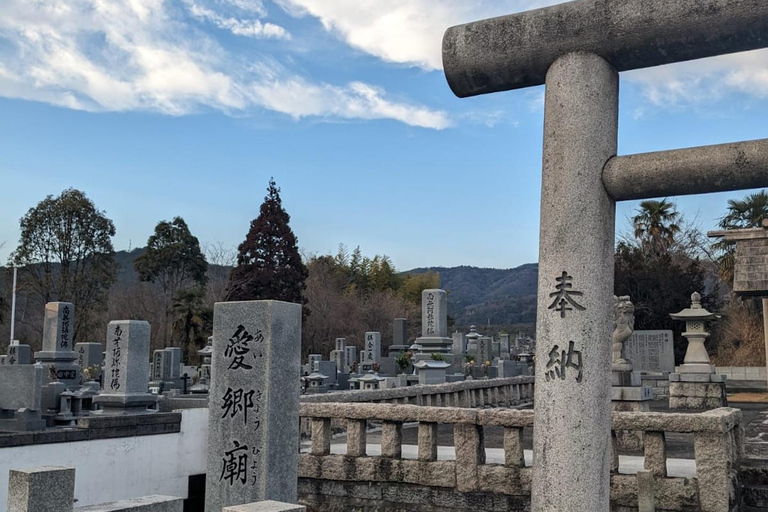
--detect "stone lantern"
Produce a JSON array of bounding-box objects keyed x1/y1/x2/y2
[
  {"x1": 670, "y1": 292, "x2": 717, "y2": 374},
  {"x1": 668, "y1": 292, "x2": 726, "y2": 409}
]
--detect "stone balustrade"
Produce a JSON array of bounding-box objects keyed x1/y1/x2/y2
[
  {"x1": 300, "y1": 376, "x2": 534, "y2": 407},
  {"x1": 298, "y1": 404, "x2": 743, "y2": 512}
]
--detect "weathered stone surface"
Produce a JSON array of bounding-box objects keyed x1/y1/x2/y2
[
  {"x1": 694, "y1": 428, "x2": 739, "y2": 512},
  {"x1": 636, "y1": 470, "x2": 654, "y2": 512},
  {"x1": 443, "y1": 0, "x2": 768, "y2": 96},
  {"x1": 8, "y1": 466, "x2": 75, "y2": 512},
  {"x1": 205, "y1": 300, "x2": 302, "y2": 511},
  {"x1": 75, "y1": 495, "x2": 182, "y2": 511},
  {"x1": 381, "y1": 421, "x2": 403, "y2": 459},
  {"x1": 454, "y1": 424, "x2": 484, "y2": 491},
  {"x1": 311, "y1": 418, "x2": 331, "y2": 456},
  {"x1": 532, "y1": 51, "x2": 618, "y2": 512},
  {"x1": 503, "y1": 427, "x2": 524, "y2": 468},
  {"x1": 670, "y1": 382, "x2": 725, "y2": 398},
  {"x1": 345, "y1": 419, "x2": 366, "y2": 457},
  {"x1": 418, "y1": 422, "x2": 438, "y2": 462},
  {"x1": 623, "y1": 330, "x2": 674, "y2": 372},
  {"x1": 6, "y1": 344, "x2": 31, "y2": 365},
  {"x1": 605, "y1": 138, "x2": 768, "y2": 201},
  {"x1": 643, "y1": 431, "x2": 667, "y2": 478},
  {"x1": 223, "y1": 501, "x2": 305, "y2": 512}
]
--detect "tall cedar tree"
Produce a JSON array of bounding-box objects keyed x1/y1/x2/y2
[{"x1": 225, "y1": 179, "x2": 308, "y2": 303}]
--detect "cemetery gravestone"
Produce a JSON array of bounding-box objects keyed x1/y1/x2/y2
[
  {"x1": 344, "y1": 346, "x2": 357, "y2": 372},
  {"x1": 364, "y1": 332, "x2": 381, "y2": 363},
  {"x1": 35, "y1": 302, "x2": 80, "y2": 386},
  {"x1": 75, "y1": 343, "x2": 103, "y2": 376},
  {"x1": 152, "y1": 350, "x2": 166, "y2": 382},
  {"x1": 205, "y1": 300, "x2": 302, "y2": 511},
  {"x1": 166, "y1": 347, "x2": 182, "y2": 379},
  {"x1": 393, "y1": 318, "x2": 407, "y2": 346},
  {"x1": 7, "y1": 344, "x2": 31, "y2": 365},
  {"x1": 624, "y1": 331, "x2": 674, "y2": 373},
  {"x1": 94, "y1": 321, "x2": 156, "y2": 412}
]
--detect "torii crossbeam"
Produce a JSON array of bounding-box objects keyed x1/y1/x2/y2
[{"x1": 442, "y1": 1, "x2": 768, "y2": 510}]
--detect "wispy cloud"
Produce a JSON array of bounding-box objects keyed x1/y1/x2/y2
[
  {"x1": 0, "y1": 0, "x2": 450, "y2": 128},
  {"x1": 276, "y1": 0, "x2": 768, "y2": 111}
]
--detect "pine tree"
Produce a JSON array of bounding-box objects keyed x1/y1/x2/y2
[{"x1": 225, "y1": 178, "x2": 308, "y2": 304}]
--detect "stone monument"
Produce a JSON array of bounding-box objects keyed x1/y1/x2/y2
[
  {"x1": 6, "y1": 343, "x2": 31, "y2": 365},
  {"x1": 93, "y1": 320, "x2": 157, "y2": 412},
  {"x1": 410, "y1": 290, "x2": 453, "y2": 365},
  {"x1": 442, "y1": 0, "x2": 768, "y2": 508},
  {"x1": 205, "y1": 300, "x2": 302, "y2": 511},
  {"x1": 668, "y1": 292, "x2": 726, "y2": 409},
  {"x1": 35, "y1": 302, "x2": 80, "y2": 387}
]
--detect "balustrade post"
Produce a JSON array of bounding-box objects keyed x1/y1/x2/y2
[
  {"x1": 346, "y1": 419, "x2": 367, "y2": 457},
  {"x1": 381, "y1": 421, "x2": 403, "y2": 458},
  {"x1": 643, "y1": 431, "x2": 667, "y2": 478},
  {"x1": 637, "y1": 469, "x2": 655, "y2": 512},
  {"x1": 418, "y1": 422, "x2": 439, "y2": 461},
  {"x1": 504, "y1": 427, "x2": 525, "y2": 467},
  {"x1": 455, "y1": 423, "x2": 485, "y2": 491},
  {"x1": 311, "y1": 418, "x2": 331, "y2": 456},
  {"x1": 610, "y1": 430, "x2": 619, "y2": 473}
]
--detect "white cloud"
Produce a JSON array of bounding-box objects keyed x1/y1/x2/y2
[
  {"x1": 277, "y1": 0, "x2": 768, "y2": 109},
  {"x1": 274, "y1": 0, "x2": 561, "y2": 70},
  {"x1": 186, "y1": 2, "x2": 290, "y2": 40},
  {"x1": 0, "y1": 0, "x2": 449, "y2": 128}
]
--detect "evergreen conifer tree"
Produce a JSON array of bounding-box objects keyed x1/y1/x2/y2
[{"x1": 225, "y1": 178, "x2": 308, "y2": 303}]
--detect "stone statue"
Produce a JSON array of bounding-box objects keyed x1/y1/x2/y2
[{"x1": 612, "y1": 295, "x2": 635, "y2": 366}]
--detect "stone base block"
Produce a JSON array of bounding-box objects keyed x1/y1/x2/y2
[
  {"x1": 612, "y1": 386, "x2": 653, "y2": 401},
  {"x1": 669, "y1": 381, "x2": 727, "y2": 410},
  {"x1": 678, "y1": 363, "x2": 715, "y2": 374},
  {"x1": 223, "y1": 501, "x2": 306, "y2": 512},
  {"x1": 710, "y1": 374, "x2": 727, "y2": 383},
  {"x1": 669, "y1": 396, "x2": 725, "y2": 409},
  {"x1": 75, "y1": 495, "x2": 183, "y2": 512},
  {"x1": 8, "y1": 466, "x2": 75, "y2": 512},
  {"x1": 611, "y1": 371, "x2": 642, "y2": 387},
  {"x1": 93, "y1": 393, "x2": 158, "y2": 412},
  {"x1": 611, "y1": 362, "x2": 634, "y2": 372},
  {"x1": 680, "y1": 373, "x2": 715, "y2": 383},
  {"x1": 669, "y1": 373, "x2": 681, "y2": 382}
]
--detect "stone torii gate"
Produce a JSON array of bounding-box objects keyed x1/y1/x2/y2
[{"x1": 442, "y1": 1, "x2": 768, "y2": 510}]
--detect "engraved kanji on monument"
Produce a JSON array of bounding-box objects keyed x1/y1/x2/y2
[
  {"x1": 74, "y1": 343, "x2": 103, "y2": 375},
  {"x1": 93, "y1": 321, "x2": 157, "y2": 412},
  {"x1": 205, "y1": 300, "x2": 302, "y2": 511},
  {"x1": 35, "y1": 302, "x2": 80, "y2": 386},
  {"x1": 364, "y1": 332, "x2": 381, "y2": 363},
  {"x1": 7, "y1": 343, "x2": 32, "y2": 365}
]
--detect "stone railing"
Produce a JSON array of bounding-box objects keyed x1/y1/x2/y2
[
  {"x1": 300, "y1": 376, "x2": 534, "y2": 407},
  {"x1": 299, "y1": 404, "x2": 742, "y2": 512}
]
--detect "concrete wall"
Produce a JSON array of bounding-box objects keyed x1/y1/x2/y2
[
  {"x1": 715, "y1": 366, "x2": 767, "y2": 381},
  {"x1": 0, "y1": 409, "x2": 207, "y2": 512}
]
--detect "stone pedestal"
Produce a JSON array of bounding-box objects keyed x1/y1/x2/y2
[
  {"x1": 668, "y1": 373, "x2": 727, "y2": 409},
  {"x1": 612, "y1": 368, "x2": 653, "y2": 450}
]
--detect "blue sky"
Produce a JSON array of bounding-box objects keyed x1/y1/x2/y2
[{"x1": 0, "y1": 0, "x2": 767, "y2": 271}]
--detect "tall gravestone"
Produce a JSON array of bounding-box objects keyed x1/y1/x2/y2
[
  {"x1": 393, "y1": 318, "x2": 407, "y2": 346},
  {"x1": 442, "y1": 0, "x2": 768, "y2": 508},
  {"x1": 94, "y1": 321, "x2": 156, "y2": 412},
  {"x1": 35, "y1": 302, "x2": 80, "y2": 386},
  {"x1": 364, "y1": 332, "x2": 381, "y2": 363},
  {"x1": 344, "y1": 346, "x2": 357, "y2": 372},
  {"x1": 205, "y1": 300, "x2": 302, "y2": 511}
]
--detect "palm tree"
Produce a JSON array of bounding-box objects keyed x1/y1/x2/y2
[
  {"x1": 632, "y1": 199, "x2": 681, "y2": 254},
  {"x1": 171, "y1": 287, "x2": 206, "y2": 364},
  {"x1": 715, "y1": 190, "x2": 768, "y2": 284}
]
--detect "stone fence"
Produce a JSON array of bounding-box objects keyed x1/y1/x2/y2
[
  {"x1": 300, "y1": 376, "x2": 534, "y2": 407},
  {"x1": 298, "y1": 403, "x2": 743, "y2": 512}
]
